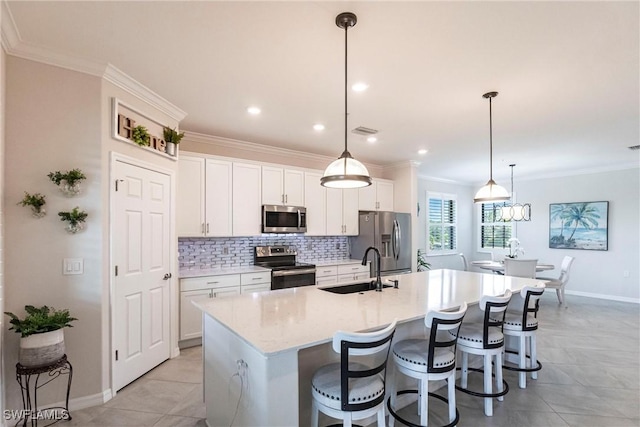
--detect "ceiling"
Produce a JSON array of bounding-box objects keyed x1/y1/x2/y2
[{"x1": 4, "y1": 1, "x2": 639, "y2": 184}]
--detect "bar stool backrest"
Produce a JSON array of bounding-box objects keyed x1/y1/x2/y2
[
  {"x1": 518, "y1": 284, "x2": 546, "y2": 332},
  {"x1": 332, "y1": 320, "x2": 397, "y2": 412},
  {"x1": 479, "y1": 290, "x2": 512, "y2": 349},
  {"x1": 425, "y1": 302, "x2": 467, "y2": 373}
]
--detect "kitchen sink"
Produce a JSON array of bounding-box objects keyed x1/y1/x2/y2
[{"x1": 320, "y1": 282, "x2": 394, "y2": 294}]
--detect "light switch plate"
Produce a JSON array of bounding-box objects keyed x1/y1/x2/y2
[{"x1": 63, "y1": 258, "x2": 84, "y2": 275}]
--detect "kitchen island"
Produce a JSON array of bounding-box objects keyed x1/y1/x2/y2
[{"x1": 194, "y1": 269, "x2": 544, "y2": 426}]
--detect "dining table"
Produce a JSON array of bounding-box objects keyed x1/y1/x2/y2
[{"x1": 471, "y1": 260, "x2": 555, "y2": 273}]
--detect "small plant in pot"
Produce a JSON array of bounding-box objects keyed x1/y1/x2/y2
[
  {"x1": 163, "y1": 126, "x2": 184, "y2": 156},
  {"x1": 48, "y1": 168, "x2": 86, "y2": 196},
  {"x1": 18, "y1": 192, "x2": 47, "y2": 218},
  {"x1": 58, "y1": 207, "x2": 88, "y2": 234},
  {"x1": 5, "y1": 305, "x2": 77, "y2": 367}
]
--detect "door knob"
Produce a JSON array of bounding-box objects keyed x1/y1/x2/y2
[{"x1": 163, "y1": 273, "x2": 172, "y2": 280}]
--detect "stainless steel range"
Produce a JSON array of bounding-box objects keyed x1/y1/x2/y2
[{"x1": 254, "y1": 246, "x2": 316, "y2": 290}]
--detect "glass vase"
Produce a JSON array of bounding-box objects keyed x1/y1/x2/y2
[
  {"x1": 60, "y1": 182, "x2": 81, "y2": 197},
  {"x1": 31, "y1": 206, "x2": 46, "y2": 218},
  {"x1": 65, "y1": 222, "x2": 85, "y2": 234}
]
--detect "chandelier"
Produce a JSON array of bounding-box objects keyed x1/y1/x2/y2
[{"x1": 495, "y1": 164, "x2": 531, "y2": 221}]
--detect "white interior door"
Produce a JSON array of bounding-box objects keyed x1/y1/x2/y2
[{"x1": 113, "y1": 160, "x2": 171, "y2": 391}]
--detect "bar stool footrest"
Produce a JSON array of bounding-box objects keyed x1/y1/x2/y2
[
  {"x1": 502, "y1": 349, "x2": 543, "y2": 373},
  {"x1": 386, "y1": 389, "x2": 460, "y2": 427},
  {"x1": 454, "y1": 367, "x2": 510, "y2": 398}
]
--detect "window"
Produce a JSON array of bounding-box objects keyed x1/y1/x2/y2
[
  {"x1": 480, "y1": 202, "x2": 513, "y2": 249},
  {"x1": 427, "y1": 192, "x2": 457, "y2": 254}
]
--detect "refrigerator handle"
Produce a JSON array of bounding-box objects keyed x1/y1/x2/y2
[{"x1": 393, "y1": 219, "x2": 401, "y2": 260}]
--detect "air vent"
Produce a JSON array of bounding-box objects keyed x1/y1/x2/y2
[
  {"x1": 629, "y1": 145, "x2": 640, "y2": 150},
  {"x1": 351, "y1": 126, "x2": 378, "y2": 136}
]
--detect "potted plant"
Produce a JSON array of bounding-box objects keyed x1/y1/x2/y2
[
  {"x1": 4, "y1": 305, "x2": 77, "y2": 367},
  {"x1": 132, "y1": 125, "x2": 150, "y2": 147},
  {"x1": 18, "y1": 192, "x2": 47, "y2": 218},
  {"x1": 417, "y1": 249, "x2": 431, "y2": 272},
  {"x1": 163, "y1": 126, "x2": 184, "y2": 156},
  {"x1": 58, "y1": 207, "x2": 88, "y2": 233},
  {"x1": 48, "y1": 168, "x2": 86, "y2": 196}
]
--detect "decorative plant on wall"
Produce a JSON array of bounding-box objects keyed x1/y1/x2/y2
[
  {"x1": 132, "y1": 125, "x2": 150, "y2": 147},
  {"x1": 18, "y1": 192, "x2": 47, "y2": 218},
  {"x1": 417, "y1": 249, "x2": 431, "y2": 272},
  {"x1": 58, "y1": 207, "x2": 88, "y2": 234},
  {"x1": 48, "y1": 168, "x2": 86, "y2": 196},
  {"x1": 163, "y1": 126, "x2": 184, "y2": 156}
]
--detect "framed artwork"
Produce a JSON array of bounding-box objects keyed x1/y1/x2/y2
[{"x1": 549, "y1": 201, "x2": 608, "y2": 250}]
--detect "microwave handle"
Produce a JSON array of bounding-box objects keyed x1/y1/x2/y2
[{"x1": 297, "y1": 209, "x2": 301, "y2": 229}]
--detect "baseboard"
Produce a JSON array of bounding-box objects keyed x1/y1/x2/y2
[
  {"x1": 67, "y1": 388, "x2": 113, "y2": 411},
  {"x1": 565, "y1": 290, "x2": 640, "y2": 304}
]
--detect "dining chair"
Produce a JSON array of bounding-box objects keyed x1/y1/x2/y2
[
  {"x1": 537, "y1": 256, "x2": 575, "y2": 304},
  {"x1": 311, "y1": 320, "x2": 397, "y2": 427},
  {"x1": 453, "y1": 290, "x2": 512, "y2": 417},
  {"x1": 503, "y1": 258, "x2": 538, "y2": 279},
  {"x1": 459, "y1": 253, "x2": 469, "y2": 271},
  {"x1": 388, "y1": 302, "x2": 467, "y2": 427}
]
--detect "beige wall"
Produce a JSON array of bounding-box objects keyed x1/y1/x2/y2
[
  {"x1": 4, "y1": 57, "x2": 103, "y2": 409},
  {"x1": 1, "y1": 45, "x2": 6, "y2": 421}
]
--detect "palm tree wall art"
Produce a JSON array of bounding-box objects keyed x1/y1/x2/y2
[{"x1": 549, "y1": 201, "x2": 609, "y2": 250}]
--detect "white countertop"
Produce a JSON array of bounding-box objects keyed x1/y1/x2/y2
[
  {"x1": 314, "y1": 259, "x2": 364, "y2": 267},
  {"x1": 179, "y1": 265, "x2": 270, "y2": 278},
  {"x1": 193, "y1": 269, "x2": 544, "y2": 356}
]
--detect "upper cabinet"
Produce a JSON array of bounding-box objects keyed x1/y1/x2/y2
[
  {"x1": 233, "y1": 162, "x2": 262, "y2": 236},
  {"x1": 262, "y1": 166, "x2": 304, "y2": 206},
  {"x1": 326, "y1": 188, "x2": 359, "y2": 236},
  {"x1": 304, "y1": 171, "x2": 326, "y2": 235},
  {"x1": 358, "y1": 179, "x2": 394, "y2": 211},
  {"x1": 177, "y1": 156, "x2": 232, "y2": 237}
]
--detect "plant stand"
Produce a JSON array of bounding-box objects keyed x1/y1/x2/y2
[{"x1": 15, "y1": 355, "x2": 73, "y2": 427}]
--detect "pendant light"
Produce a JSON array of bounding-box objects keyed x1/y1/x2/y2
[
  {"x1": 496, "y1": 164, "x2": 532, "y2": 221},
  {"x1": 321, "y1": 12, "x2": 372, "y2": 189},
  {"x1": 473, "y1": 92, "x2": 510, "y2": 203}
]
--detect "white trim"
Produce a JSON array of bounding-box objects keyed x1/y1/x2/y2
[
  {"x1": 1, "y1": 0, "x2": 20, "y2": 51},
  {"x1": 109, "y1": 152, "x2": 178, "y2": 395},
  {"x1": 565, "y1": 290, "x2": 640, "y2": 304},
  {"x1": 3, "y1": 389, "x2": 112, "y2": 418},
  {"x1": 104, "y1": 65, "x2": 187, "y2": 122},
  {"x1": 5, "y1": 40, "x2": 105, "y2": 76},
  {"x1": 418, "y1": 174, "x2": 467, "y2": 185}
]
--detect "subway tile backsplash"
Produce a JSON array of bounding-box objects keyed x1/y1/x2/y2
[{"x1": 178, "y1": 235, "x2": 349, "y2": 270}]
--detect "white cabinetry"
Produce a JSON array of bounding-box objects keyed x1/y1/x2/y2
[
  {"x1": 233, "y1": 163, "x2": 262, "y2": 236},
  {"x1": 180, "y1": 275, "x2": 241, "y2": 341},
  {"x1": 262, "y1": 166, "x2": 304, "y2": 206},
  {"x1": 240, "y1": 271, "x2": 271, "y2": 294},
  {"x1": 177, "y1": 156, "x2": 233, "y2": 237},
  {"x1": 326, "y1": 188, "x2": 359, "y2": 236},
  {"x1": 337, "y1": 263, "x2": 371, "y2": 282},
  {"x1": 359, "y1": 179, "x2": 394, "y2": 211},
  {"x1": 315, "y1": 265, "x2": 338, "y2": 286},
  {"x1": 304, "y1": 171, "x2": 326, "y2": 235}
]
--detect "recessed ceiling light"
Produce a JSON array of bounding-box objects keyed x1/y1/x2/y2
[
  {"x1": 418, "y1": 149, "x2": 428, "y2": 155},
  {"x1": 247, "y1": 106, "x2": 261, "y2": 115},
  {"x1": 352, "y1": 82, "x2": 369, "y2": 92},
  {"x1": 313, "y1": 124, "x2": 325, "y2": 131},
  {"x1": 367, "y1": 137, "x2": 377, "y2": 143}
]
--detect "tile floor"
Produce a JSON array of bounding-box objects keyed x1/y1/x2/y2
[{"x1": 66, "y1": 293, "x2": 639, "y2": 426}]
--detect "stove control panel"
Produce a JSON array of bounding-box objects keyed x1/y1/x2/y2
[{"x1": 255, "y1": 246, "x2": 296, "y2": 257}]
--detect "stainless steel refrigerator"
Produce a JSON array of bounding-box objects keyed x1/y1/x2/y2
[{"x1": 349, "y1": 211, "x2": 412, "y2": 277}]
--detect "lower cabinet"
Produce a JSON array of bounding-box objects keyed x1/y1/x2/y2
[
  {"x1": 315, "y1": 262, "x2": 371, "y2": 286},
  {"x1": 180, "y1": 271, "x2": 271, "y2": 341}
]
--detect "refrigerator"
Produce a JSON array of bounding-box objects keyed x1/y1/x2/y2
[{"x1": 349, "y1": 211, "x2": 412, "y2": 277}]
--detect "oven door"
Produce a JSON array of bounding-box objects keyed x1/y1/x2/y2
[{"x1": 271, "y1": 268, "x2": 316, "y2": 290}]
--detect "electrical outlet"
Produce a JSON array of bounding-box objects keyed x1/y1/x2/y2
[
  {"x1": 306, "y1": 242, "x2": 312, "y2": 250},
  {"x1": 223, "y1": 246, "x2": 229, "y2": 255},
  {"x1": 623, "y1": 270, "x2": 630, "y2": 278},
  {"x1": 336, "y1": 243, "x2": 340, "y2": 250}
]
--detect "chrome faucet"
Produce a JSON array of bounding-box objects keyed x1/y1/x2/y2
[{"x1": 362, "y1": 246, "x2": 383, "y2": 292}]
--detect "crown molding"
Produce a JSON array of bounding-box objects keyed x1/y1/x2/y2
[
  {"x1": 418, "y1": 174, "x2": 469, "y2": 185},
  {"x1": 103, "y1": 64, "x2": 187, "y2": 122},
  {"x1": 514, "y1": 162, "x2": 640, "y2": 182},
  {"x1": 1, "y1": 0, "x2": 21, "y2": 52},
  {"x1": 183, "y1": 131, "x2": 384, "y2": 174}
]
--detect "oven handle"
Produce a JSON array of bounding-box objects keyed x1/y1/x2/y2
[{"x1": 272, "y1": 268, "x2": 316, "y2": 277}]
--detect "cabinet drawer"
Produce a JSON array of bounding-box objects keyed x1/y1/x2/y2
[
  {"x1": 353, "y1": 272, "x2": 372, "y2": 281},
  {"x1": 180, "y1": 274, "x2": 241, "y2": 292},
  {"x1": 337, "y1": 263, "x2": 369, "y2": 275},
  {"x1": 316, "y1": 276, "x2": 338, "y2": 286},
  {"x1": 241, "y1": 271, "x2": 271, "y2": 285},
  {"x1": 241, "y1": 283, "x2": 271, "y2": 294},
  {"x1": 316, "y1": 266, "x2": 338, "y2": 278}
]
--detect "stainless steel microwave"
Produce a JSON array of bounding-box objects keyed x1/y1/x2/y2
[{"x1": 262, "y1": 205, "x2": 307, "y2": 233}]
